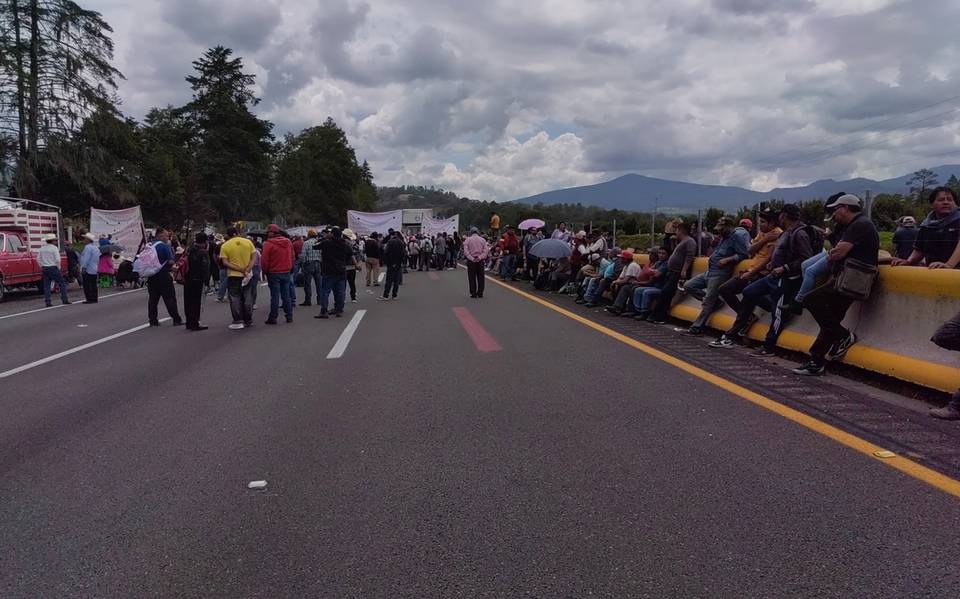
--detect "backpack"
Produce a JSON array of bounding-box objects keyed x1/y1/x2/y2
[
  {"x1": 421, "y1": 239, "x2": 433, "y2": 253},
  {"x1": 803, "y1": 225, "x2": 825, "y2": 253},
  {"x1": 173, "y1": 251, "x2": 190, "y2": 284},
  {"x1": 133, "y1": 242, "x2": 163, "y2": 278}
]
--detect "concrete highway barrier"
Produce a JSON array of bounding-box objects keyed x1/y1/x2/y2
[{"x1": 636, "y1": 256, "x2": 960, "y2": 393}]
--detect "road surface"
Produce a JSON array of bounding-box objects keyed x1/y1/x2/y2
[{"x1": 2, "y1": 269, "x2": 959, "y2": 598}]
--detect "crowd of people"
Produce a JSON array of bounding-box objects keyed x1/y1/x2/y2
[
  {"x1": 471, "y1": 190, "x2": 960, "y2": 420},
  {"x1": 59, "y1": 188, "x2": 960, "y2": 420}
]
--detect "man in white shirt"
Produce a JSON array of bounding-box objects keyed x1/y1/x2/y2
[{"x1": 38, "y1": 233, "x2": 70, "y2": 306}]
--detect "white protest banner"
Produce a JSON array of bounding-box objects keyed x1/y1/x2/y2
[
  {"x1": 347, "y1": 210, "x2": 403, "y2": 235},
  {"x1": 421, "y1": 214, "x2": 460, "y2": 237},
  {"x1": 90, "y1": 206, "x2": 146, "y2": 255}
]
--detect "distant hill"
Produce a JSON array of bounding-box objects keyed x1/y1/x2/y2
[{"x1": 514, "y1": 165, "x2": 960, "y2": 211}]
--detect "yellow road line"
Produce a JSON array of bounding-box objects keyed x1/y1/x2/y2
[{"x1": 482, "y1": 273, "x2": 960, "y2": 500}]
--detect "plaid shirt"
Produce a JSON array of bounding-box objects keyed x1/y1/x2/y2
[{"x1": 301, "y1": 238, "x2": 321, "y2": 262}]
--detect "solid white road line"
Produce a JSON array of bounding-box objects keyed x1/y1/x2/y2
[
  {"x1": 0, "y1": 287, "x2": 147, "y2": 322},
  {"x1": 0, "y1": 317, "x2": 171, "y2": 379},
  {"x1": 326, "y1": 310, "x2": 367, "y2": 359}
]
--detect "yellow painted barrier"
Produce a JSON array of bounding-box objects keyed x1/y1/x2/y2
[{"x1": 629, "y1": 254, "x2": 960, "y2": 392}]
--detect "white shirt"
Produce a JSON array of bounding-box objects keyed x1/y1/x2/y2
[
  {"x1": 37, "y1": 243, "x2": 61, "y2": 268},
  {"x1": 620, "y1": 261, "x2": 642, "y2": 279}
]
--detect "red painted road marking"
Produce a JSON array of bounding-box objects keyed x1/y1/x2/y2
[
  {"x1": 452, "y1": 307, "x2": 502, "y2": 353},
  {"x1": 428, "y1": 272, "x2": 440, "y2": 281}
]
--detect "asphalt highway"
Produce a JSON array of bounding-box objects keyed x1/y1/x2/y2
[{"x1": 2, "y1": 269, "x2": 959, "y2": 598}]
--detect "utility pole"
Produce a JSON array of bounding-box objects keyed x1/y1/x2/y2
[
  {"x1": 864, "y1": 189, "x2": 872, "y2": 220},
  {"x1": 612, "y1": 219, "x2": 617, "y2": 248}
]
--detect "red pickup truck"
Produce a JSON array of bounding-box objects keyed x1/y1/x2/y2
[{"x1": 0, "y1": 227, "x2": 69, "y2": 302}]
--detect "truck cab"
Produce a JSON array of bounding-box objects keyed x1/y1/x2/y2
[{"x1": 0, "y1": 227, "x2": 67, "y2": 301}]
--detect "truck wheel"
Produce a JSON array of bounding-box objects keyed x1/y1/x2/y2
[{"x1": 0, "y1": 276, "x2": 6, "y2": 302}]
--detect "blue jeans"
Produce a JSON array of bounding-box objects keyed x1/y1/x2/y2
[
  {"x1": 633, "y1": 286, "x2": 662, "y2": 313},
  {"x1": 796, "y1": 251, "x2": 830, "y2": 302},
  {"x1": 217, "y1": 267, "x2": 228, "y2": 300},
  {"x1": 320, "y1": 275, "x2": 346, "y2": 314},
  {"x1": 500, "y1": 254, "x2": 517, "y2": 279},
  {"x1": 42, "y1": 266, "x2": 69, "y2": 305},
  {"x1": 267, "y1": 273, "x2": 293, "y2": 321},
  {"x1": 301, "y1": 261, "x2": 322, "y2": 302}
]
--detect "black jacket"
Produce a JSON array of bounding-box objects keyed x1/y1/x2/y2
[
  {"x1": 383, "y1": 237, "x2": 406, "y2": 266},
  {"x1": 187, "y1": 243, "x2": 211, "y2": 283}
]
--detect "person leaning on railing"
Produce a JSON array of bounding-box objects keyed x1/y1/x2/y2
[{"x1": 890, "y1": 186, "x2": 960, "y2": 270}]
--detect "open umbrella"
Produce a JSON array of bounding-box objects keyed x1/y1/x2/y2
[
  {"x1": 518, "y1": 218, "x2": 546, "y2": 231},
  {"x1": 529, "y1": 238, "x2": 572, "y2": 259}
]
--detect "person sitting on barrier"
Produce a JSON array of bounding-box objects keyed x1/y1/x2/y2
[
  {"x1": 649, "y1": 222, "x2": 697, "y2": 325},
  {"x1": 929, "y1": 311, "x2": 960, "y2": 420},
  {"x1": 583, "y1": 248, "x2": 625, "y2": 308},
  {"x1": 708, "y1": 204, "x2": 814, "y2": 351},
  {"x1": 793, "y1": 194, "x2": 879, "y2": 377},
  {"x1": 677, "y1": 216, "x2": 749, "y2": 336},
  {"x1": 787, "y1": 195, "x2": 845, "y2": 314},
  {"x1": 890, "y1": 186, "x2": 960, "y2": 269},
  {"x1": 717, "y1": 209, "x2": 782, "y2": 315},
  {"x1": 574, "y1": 254, "x2": 605, "y2": 302},
  {"x1": 622, "y1": 248, "x2": 669, "y2": 319},
  {"x1": 606, "y1": 251, "x2": 650, "y2": 315}
]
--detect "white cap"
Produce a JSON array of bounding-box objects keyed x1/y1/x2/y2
[{"x1": 825, "y1": 193, "x2": 862, "y2": 210}]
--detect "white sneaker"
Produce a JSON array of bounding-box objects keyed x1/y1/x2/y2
[
  {"x1": 228, "y1": 323, "x2": 245, "y2": 330},
  {"x1": 252, "y1": 304, "x2": 258, "y2": 310},
  {"x1": 351, "y1": 299, "x2": 358, "y2": 303}
]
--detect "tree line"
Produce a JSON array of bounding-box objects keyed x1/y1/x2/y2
[{"x1": 0, "y1": 2, "x2": 375, "y2": 227}]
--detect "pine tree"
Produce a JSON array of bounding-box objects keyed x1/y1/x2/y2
[
  {"x1": 906, "y1": 168, "x2": 939, "y2": 205},
  {"x1": 0, "y1": 0, "x2": 123, "y2": 199},
  {"x1": 186, "y1": 46, "x2": 273, "y2": 223}
]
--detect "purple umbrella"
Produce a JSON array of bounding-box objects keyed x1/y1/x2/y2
[{"x1": 518, "y1": 218, "x2": 545, "y2": 231}]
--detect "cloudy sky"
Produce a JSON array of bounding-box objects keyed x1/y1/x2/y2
[{"x1": 91, "y1": 0, "x2": 960, "y2": 201}]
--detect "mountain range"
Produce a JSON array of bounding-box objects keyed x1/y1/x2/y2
[{"x1": 514, "y1": 165, "x2": 960, "y2": 212}]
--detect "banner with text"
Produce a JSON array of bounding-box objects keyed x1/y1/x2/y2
[
  {"x1": 347, "y1": 210, "x2": 403, "y2": 236},
  {"x1": 90, "y1": 206, "x2": 146, "y2": 255},
  {"x1": 421, "y1": 214, "x2": 460, "y2": 237}
]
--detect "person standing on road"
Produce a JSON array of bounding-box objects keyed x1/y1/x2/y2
[
  {"x1": 147, "y1": 228, "x2": 184, "y2": 327},
  {"x1": 522, "y1": 227, "x2": 544, "y2": 281},
  {"x1": 39, "y1": 233, "x2": 70, "y2": 307},
  {"x1": 434, "y1": 233, "x2": 448, "y2": 270},
  {"x1": 299, "y1": 230, "x2": 322, "y2": 307},
  {"x1": 364, "y1": 233, "x2": 381, "y2": 286},
  {"x1": 316, "y1": 227, "x2": 353, "y2": 319},
  {"x1": 378, "y1": 231, "x2": 406, "y2": 301},
  {"x1": 261, "y1": 224, "x2": 295, "y2": 325},
  {"x1": 463, "y1": 227, "x2": 490, "y2": 298},
  {"x1": 499, "y1": 226, "x2": 521, "y2": 280},
  {"x1": 79, "y1": 232, "x2": 100, "y2": 303},
  {"x1": 419, "y1": 234, "x2": 433, "y2": 271},
  {"x1": 220, "y1": 226, "x2": 256, "y2": 330},
  {"x1": 344, "y1": 229, "x2": 360, "y2": 302},
  {"x1": 184, "y1": 232, "x2": 211, "y2": 331},
  {"x1": 794, "y1": 194, "x2": 878, "y2": 376}
]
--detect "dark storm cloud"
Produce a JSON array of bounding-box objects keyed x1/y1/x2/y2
[{"x1": 162, "y1": 0, "x2": 282, "y2": 51}]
